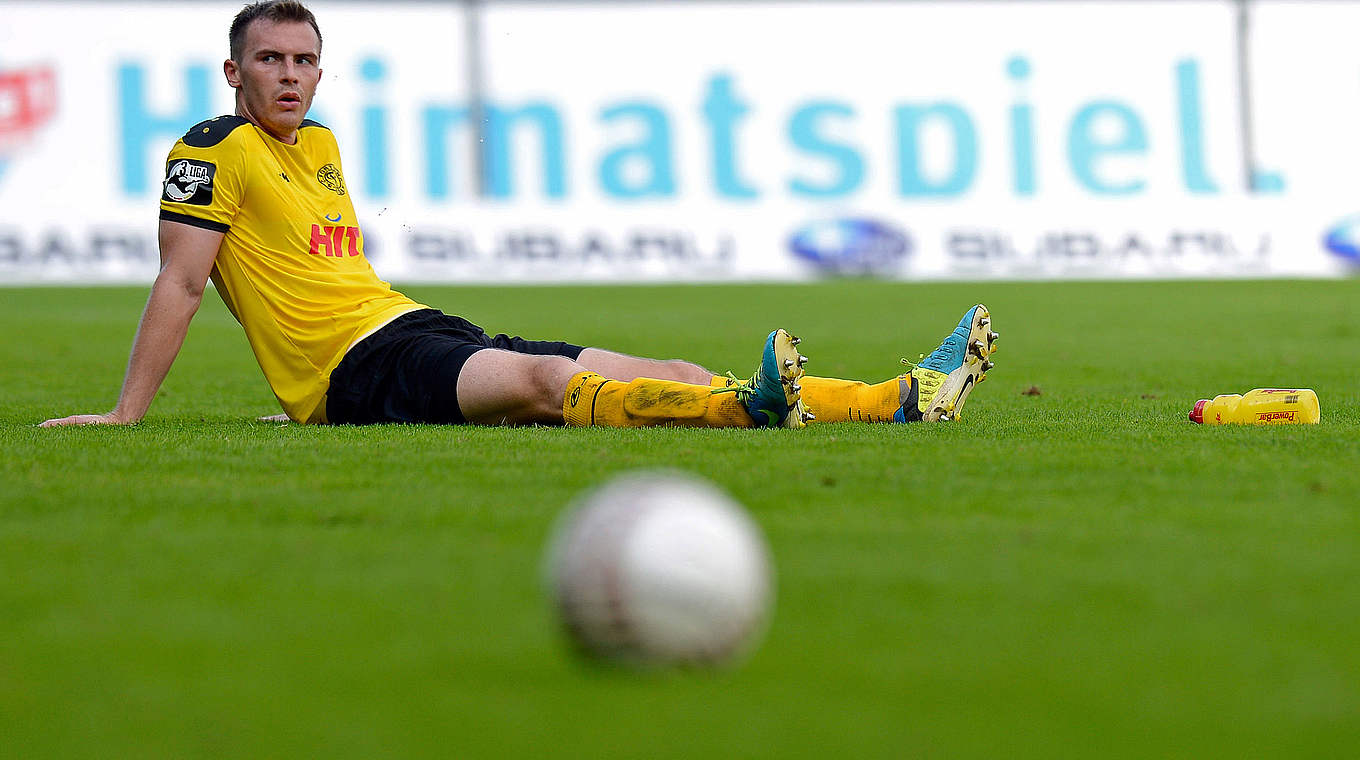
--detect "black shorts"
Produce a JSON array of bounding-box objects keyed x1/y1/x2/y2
[{"x1": 325, "y1": 309, "x2": 584, "y2": 425}]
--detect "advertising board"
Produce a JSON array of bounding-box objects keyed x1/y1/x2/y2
[
  {"x1": 0, "y1": 1, "x2": 1346, "y2": 283},
  {"x1": 1251, "y1": 1, "x2": 1360, "y2": 274},
  {"x1": 0, "y1": 1, "x2": 470, "y2": 283}
]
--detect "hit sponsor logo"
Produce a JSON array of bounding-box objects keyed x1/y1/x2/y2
[{"x1": 309, "y1": 224, "x2": 362, "y2": 257}]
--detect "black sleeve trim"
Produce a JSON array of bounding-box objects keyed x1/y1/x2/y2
[
  {"x1": 160, "y1": 210, "x2": 230, "y2": 233},
  {"x1": 300, "y1": 118, "x2": 330, "y2": 130},
  {"x1": 182, "y1": 115, "x2": 251, "y2": 148}
]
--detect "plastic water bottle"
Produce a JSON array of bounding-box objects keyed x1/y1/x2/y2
[{"x1": 1188, "y1": 388, "x2": 1320, "y2": 425}]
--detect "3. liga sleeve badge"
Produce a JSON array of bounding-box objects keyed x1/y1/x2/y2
[{"x1": 161, "y1": 159, "x2": 216, "y2": 205}]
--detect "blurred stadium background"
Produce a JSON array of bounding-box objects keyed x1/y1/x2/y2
[
  {"x1": 2, "y1": 0, "x2": 1359, "y2": 285},
  {"x1": 4, "y1": 2, "x2": 1360, "y2": 758}
]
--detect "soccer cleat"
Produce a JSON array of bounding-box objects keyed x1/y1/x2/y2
[
  {"x1": 896, "y1": 304, "x2": 995, "y2": 423},
  {"x1": 714, "y1": 329, "x2": 809, "y2": 429}
]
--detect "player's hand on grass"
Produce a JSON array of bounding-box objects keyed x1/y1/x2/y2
[{"x1": 39, "y1": 412, "x2": 136, "y2": 428}]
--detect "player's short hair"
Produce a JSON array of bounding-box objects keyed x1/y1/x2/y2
[{"x1": 229, "y1": 1, "x2": 323, "y2": 62}]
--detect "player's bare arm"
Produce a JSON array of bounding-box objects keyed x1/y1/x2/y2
[{"x1": 40, "y1": 220, "x2": 222, "y2": 427}]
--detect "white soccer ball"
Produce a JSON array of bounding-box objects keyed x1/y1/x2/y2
[{"x1": 545, "y1": 471, "x2": 774, "y2": 666}]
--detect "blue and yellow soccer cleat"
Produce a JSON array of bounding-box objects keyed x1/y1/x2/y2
[
  {"x1": 895, "y1": 304, "x2": 996, "y2": 422},
  {"x1": 715, "y1": 329, "x2": 811, "y2": 428}
]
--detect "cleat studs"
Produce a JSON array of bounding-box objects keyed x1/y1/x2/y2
[
  {"x1": 982, "y1": 360, "x2": 995, "y2": 371},
  {"x1": 802, "y1": 411, "x2": 816, "y2": 421},
  {"x1": 790, "y1": 336, "x2": 802, "y2": 346},
  {"x1": 980, "y1": 317, "x2": 990, "y2": 328},
  {"x1": 784, "y1": 358, "x2": 794, "y2": 370},
  {"x1": 791, "y1": 382, "x2": 801, "y2": 393},
  {"x1": 798, "y1": 355, "x2": 808, "y2": 367},
  {"x1": 988, "y1": 331, "x2": 999, "y2": 343},
  {"x1": 970, "y1": 339, "x2": 985, "y2": 355}
]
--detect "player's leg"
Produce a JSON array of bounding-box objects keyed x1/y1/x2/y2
[
  {"x1": 457, "y1": 330, "x2": 809, "y2": 428},
  {"x1": 796, "y1": 375, "x2": 913, "y2": 424},
  {"x1": 797, "y1": 304, "x2": 997, "y2": 423},
  {"x1": 456, "y1": 349, "x2": 747, "y2": 427},
  {"x1": 570, "y1": 341, "x2": 890, "y2": 424},
  {"x1": 573, "y1": 339, "x2": 916, "y2": 425},
  {"x1": 482, "y1": 330, "x2": 713, "y2": 384},
  {"x1": 453, "y1": 349, "x2": 580, "y2": 425},
  {"x1": 567, "y1": 329, "x2": 808, "y2": 428},
  {"x1": 323, "y1": 310, "x2": 771, "y2": 428},
  {"x1": 574, "y1": 348, "x2": 714, "y2": 385},
  {"x1": 904, "y1": 303, "x2": 996, "y2": 422}
]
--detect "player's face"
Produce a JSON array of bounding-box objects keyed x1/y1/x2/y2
[{"x1": 225, "y1": 20, "x2": 321, "y2": 144}]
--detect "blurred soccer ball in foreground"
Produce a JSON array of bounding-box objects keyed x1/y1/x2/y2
[{"x1": 545, "y1": 471, "x2": 774, "y2": 666}]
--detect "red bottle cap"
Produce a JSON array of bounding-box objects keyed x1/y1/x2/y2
[{"x1": 1188, "y1": 399, "x2": 1208, "y2": 424}]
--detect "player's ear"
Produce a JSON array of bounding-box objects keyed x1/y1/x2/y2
[{"x1": 224, "y1": 58, "x2": 242, "y2": 89}]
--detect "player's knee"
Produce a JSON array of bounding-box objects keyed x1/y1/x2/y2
[
  {"x1": 526, "y1": 356, "x2": 583, "y2": 417},
  {"x1": 662, "y1": 359, "x2": 712, "y2": 385}
]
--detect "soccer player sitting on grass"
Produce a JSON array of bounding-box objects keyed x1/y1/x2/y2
[{"x1": 40, "y1": 0, "x2": 997, "y2": 431}]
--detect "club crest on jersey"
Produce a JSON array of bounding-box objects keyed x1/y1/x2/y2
[
  {"x1": 316, "y1": 163, "x2": 346, "y2": 195},
  {"x1": 161, "y1": 159, "x2": 216, "y2": 205}
]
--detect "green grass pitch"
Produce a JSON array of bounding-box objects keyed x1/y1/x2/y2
[{"x1": 2, "y1": 279, "x2": 1358, "y2": 758}]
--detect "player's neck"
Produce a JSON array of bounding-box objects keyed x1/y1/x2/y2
[{"x1": 235, "y1": 100, "x2": 299, "y2": 145}]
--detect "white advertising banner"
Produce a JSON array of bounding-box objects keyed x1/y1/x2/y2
[
  {"x1": 0, "y1": 1, "x2": 1348, "y2": 284},
  {"x1": 1250, "y1": 1, "x2": 1360, "y2": 274},
  {"x1": 466, "y1": 0, "x2": 1288, "y2": 282},
  {"x1": 0, "y1": 0, "x2": 471, "y2": 284}
]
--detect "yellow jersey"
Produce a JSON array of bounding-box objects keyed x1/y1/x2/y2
[{"x1": 159, "y1": 116, "x2": 424, "y2": 423}]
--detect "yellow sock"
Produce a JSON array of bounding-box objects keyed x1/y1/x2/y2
[
  {"x1": 564, "y1": 372, "x2": 753, "y2": 428},
  {"x1": 798, "y1": 375, "x2": 909, "y2": 423}
]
